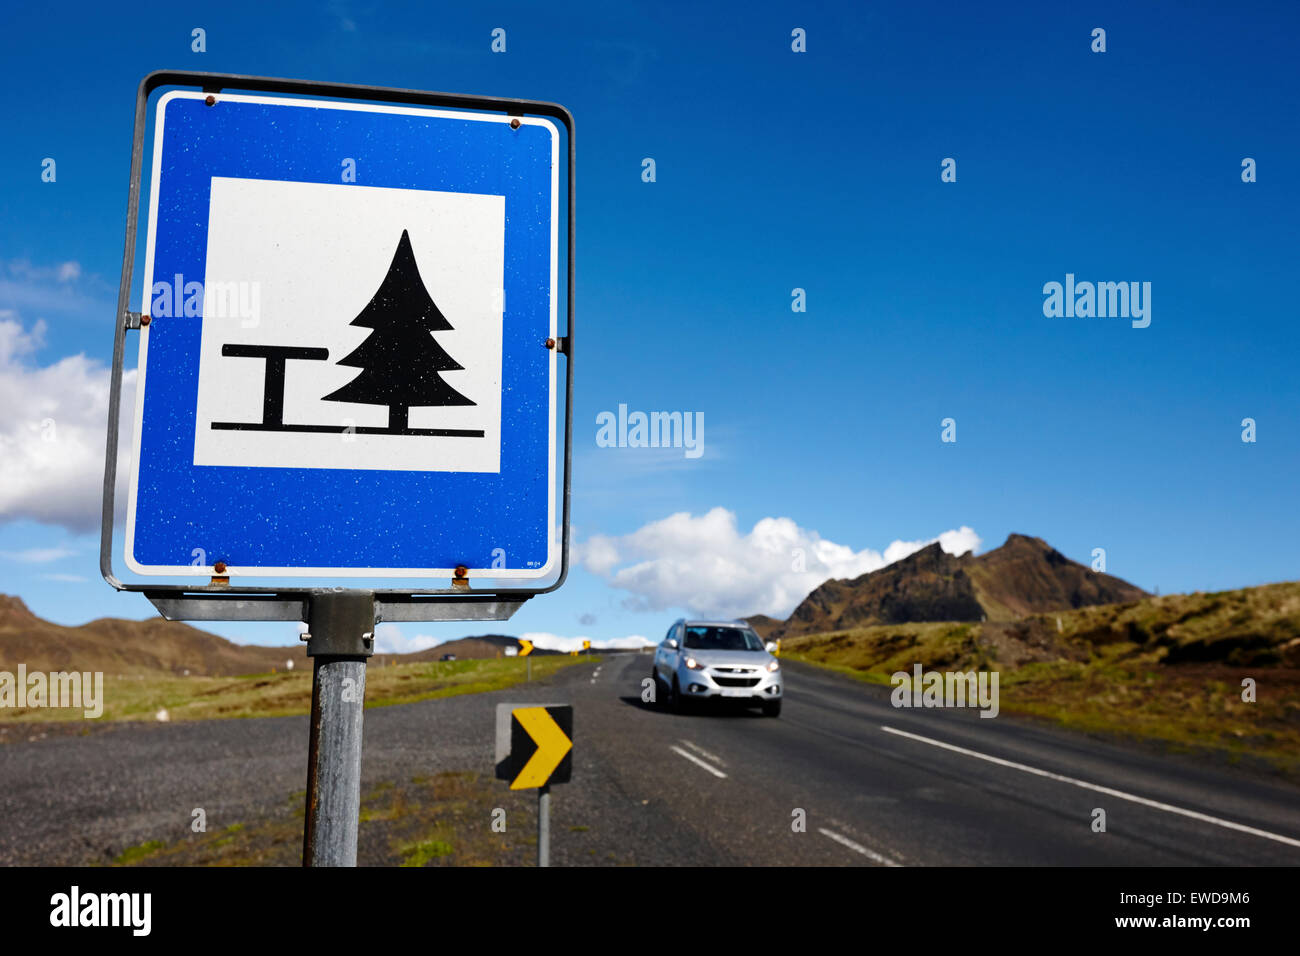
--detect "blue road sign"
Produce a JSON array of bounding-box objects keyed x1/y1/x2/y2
[{"x1": 124, "y1": 91, "x2": 561, "y2": 579}]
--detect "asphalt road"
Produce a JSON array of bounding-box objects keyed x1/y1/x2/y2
[{"x1": 2, "y1": 653, "x2": 1298, "y2": 866}]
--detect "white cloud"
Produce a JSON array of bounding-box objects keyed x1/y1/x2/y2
[
  {"x1": 372, "y1": 623, "x2": 653, "y2": 655},
  {"x1": 372, "y1": 623, "x2": 444, "y2": 655},
  {"x1": 0, "y1": 317, "x2": 134, "y2": 532},
  {"x1": 581, "y1": 535, "x2": 620, "y2": 576},
  {"x1": 0, "y1": 546, "x2": 77, "y2": 563},
  {"x1": 0, "y1": 259, "x2": 105, "y2": 318},
  {"x1": 327, "y1": 0, "x2": 358, "y2": 32},
  {"x1": 519, "y1": 632, "x2": 653, "y2": 653},
  {"x1": 577, "y1": 507, "x2": 981, "y2": 620}
]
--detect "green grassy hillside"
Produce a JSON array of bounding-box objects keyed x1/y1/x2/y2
[
  {"x1": 0, "y1": 655, "x2": 591, "y2": 724},
  {"x1": 781, "y1": 582, "x2": 1300, "y2": 778}
]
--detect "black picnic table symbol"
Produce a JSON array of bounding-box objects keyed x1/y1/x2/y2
[{"x1": 211, "y1": 229, "x2": 484, "y2": 438}]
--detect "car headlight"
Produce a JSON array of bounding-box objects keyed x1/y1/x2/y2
[
  {"x1": 767, "y1": 660, "x2": 780, "y2": 672},
  {"x1": 685, "y1": 657, "x2": 704, "y2": 670}
]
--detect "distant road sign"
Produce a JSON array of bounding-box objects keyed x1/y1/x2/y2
[
  {"x1": 495, "y1": 704, "x2": 572, "y2": 790},
  {"x1": 122, "y1": 87, "x2": 563, "y2": 580},
  {"x1": 518, "y1": 638, "x2": 535, "y2": 657}
]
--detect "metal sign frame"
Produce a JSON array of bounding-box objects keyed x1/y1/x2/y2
[{"x1": 98, "y1": 71, "x2": 574, "y2": 622}]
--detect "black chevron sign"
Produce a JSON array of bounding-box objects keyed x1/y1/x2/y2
[{"x1": 495, "y1": 704, "x2": 573, "y2": 790}]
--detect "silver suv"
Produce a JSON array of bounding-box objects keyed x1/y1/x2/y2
[{"x1": 652, "y1": 619, "x2": 782, "y2": 717}]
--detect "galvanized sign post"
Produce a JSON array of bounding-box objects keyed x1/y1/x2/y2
[
  {"x1": 301, "y1": 591, "x2": 374, "y2": 866},
  {"x1": 519, "y1": 638, "x2": 535, "y2": 681},
  {"x1": 100, "y1": 71, "x2": 574, "y2": 867},
  {"x1": 537, "y1": 783, "x2": 552, "y2": 867}
]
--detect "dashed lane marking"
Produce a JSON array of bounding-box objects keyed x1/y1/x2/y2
[
  {"x1": 669, "y1": 745, "x2": 728, "y2": 779},
  {"x1": 817, "y1": 827, "x2": 901, "y2": 866},
  {"x1": 678, "y1": 739, "x2": 724, "y2": 765}
]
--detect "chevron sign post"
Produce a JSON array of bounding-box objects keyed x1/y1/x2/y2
[
  {"x1": 518, "y1": 639, "x2": 535, "y2": 681},
  {"x1": 495, "y1": 703, "x2": 573, "y2": 866}
]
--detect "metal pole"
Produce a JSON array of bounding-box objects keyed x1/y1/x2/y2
[
  {"x1": 538, "y1": 783, "x2": 551, "y2": 867},
  {"x1": 527, "y1": 656, "x2": 532, "y2": 681},
  {"x1": 302, "y1": 591, "x2": 375, "y2": 867}
]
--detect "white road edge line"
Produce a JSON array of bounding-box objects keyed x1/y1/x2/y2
[
  {"x1": 679, "y1": 739, "x2": 724, "y2": 765},
  {"x1": 817, "y1": 828, "x2": 901, "y2": 867},
  {"x1": 669, "y1": 745, "x2": 728, "y2": 778},
  {"x1": 880, "y1": 725, "x2": 1300, "y2": 850}
]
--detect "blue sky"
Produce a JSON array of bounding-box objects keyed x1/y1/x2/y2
[{"x1": 1, "y1": 0, "x2": 1297, "y2": 651}]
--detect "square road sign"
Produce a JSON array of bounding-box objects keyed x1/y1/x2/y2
[
  {"x1": 123, "y1": 89, "x2": 563, "y2": 580},
  {"x1": 495, "y1": 703, "x2": 573, "y2": 789}
]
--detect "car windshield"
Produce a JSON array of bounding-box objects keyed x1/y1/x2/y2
[{"x1": 682, "y1": 626, "x2": 764, "y2": 652}]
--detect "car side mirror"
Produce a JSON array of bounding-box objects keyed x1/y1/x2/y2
[
  {"x1": 765, "y1": 641, "x2": 777, "y2": 653},
  {"x1": 667, "y1": 638, "x2": 678, "y2": 649}
]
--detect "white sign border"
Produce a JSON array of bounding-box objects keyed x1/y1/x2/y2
[{"x1": 124, "y1": 90, "x2": 560, "y2": 580}]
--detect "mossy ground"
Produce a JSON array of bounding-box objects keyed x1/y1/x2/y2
[{"x1": 107, "y1": 771, "x2": 542, "y2": 867}]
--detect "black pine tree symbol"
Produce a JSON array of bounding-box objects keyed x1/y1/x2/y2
[{"x1": 322, "y1": 229, "x2": 475, "y2": 433}]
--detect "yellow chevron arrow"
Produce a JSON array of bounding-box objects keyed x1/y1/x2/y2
[
  {"x1": 510, "y1": 707, "x2": 572, "y2": 790},
  {"x1": 518, "y1": 639, "x2": 534, "y2": 657}
]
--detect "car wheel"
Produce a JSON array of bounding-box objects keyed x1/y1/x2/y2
[
  {"x1": 761, "y1": 699, "x2": 782, "y2": 718},
  {"x1": 671, "y1": 676, "x2": 689, "y2": 714}
]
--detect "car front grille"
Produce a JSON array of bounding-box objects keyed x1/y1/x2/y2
[{"x1": 713, "y1": 676, "x2": 760, "y2": 687}]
